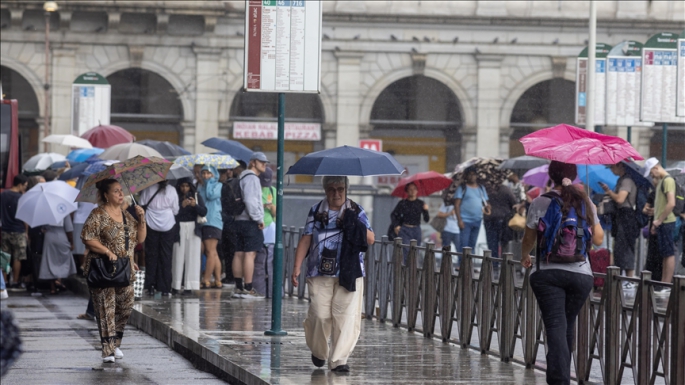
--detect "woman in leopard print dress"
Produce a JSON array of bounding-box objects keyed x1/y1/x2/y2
[{"x1": 81, "y1": 179, "x2": 147, "y2": 363}]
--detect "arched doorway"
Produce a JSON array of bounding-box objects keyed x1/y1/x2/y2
[
  {"x1": 369, "y1": 75, "x2": 461, "y2": 173},
  {"x1": 0, "y1": 65, "x2": 40, "y2": 163},
  {"x1": 229, "y1": 92, "x2": 324, "y2": 183},
  {"x1": 106, "y1": 68, "x2": 183, "y2": 144},
  {"x1": 509, "y1": 79, "x2": 575, "y2": 157}
]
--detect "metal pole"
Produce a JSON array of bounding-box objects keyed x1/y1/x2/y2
[
  {"x1": 662, "y1": 123, "x2": 668, "y2": 166},
  {"x1": 43, "y1": 11, "x2": 51, "y2": 152},
  {"x1": 627, "y1": 126, "x2": 632, "y2": 143},
  {"x1": 265, "y1": 92, "x2": 287, "y2": 336},
  {"x1": 586, "y1": 1, "x2": 597, "y2": 132}
]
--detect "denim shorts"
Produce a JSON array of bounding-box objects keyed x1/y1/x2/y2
[{"x1": 656, "y1": 222, "x2": 676, "y2": 258}]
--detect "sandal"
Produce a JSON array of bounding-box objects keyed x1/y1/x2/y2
[
  {"x1": 77, "y1": 313, "x2": 94, "y2": 320},
  {"x1": 55, "y1": 282, "x2": 67, "y2": 292},
  {"x1": 201, "y1": 281, "x2": 211, "y2": 289},
  {"x1": 212, "y1": 282, "x2": 223, "y2": 289}
]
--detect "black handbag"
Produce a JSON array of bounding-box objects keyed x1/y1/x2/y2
[{"x1": 87, "y1": 211, "x2": 131, "y2": 288}]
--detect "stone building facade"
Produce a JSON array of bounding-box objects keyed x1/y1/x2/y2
[{"x1": 1, "y1": 1, "x2": 683, "y2": 173}]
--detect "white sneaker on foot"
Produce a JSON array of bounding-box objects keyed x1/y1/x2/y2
[
  {"x1": 114, "y1": 348, "x2": 124, "y2": 359},
  {"x1": 622, "y1": 282, "x2": 636, "y2": 291},
  {"x1": 232, "y1": 289, "x2": 246, "y2": 299},
  {"x1": 103, "y1": 355, "x2": 115, "y2": 363},
  {"x1": 0, "y1": 290, "x2": 8, "y2": 299}
]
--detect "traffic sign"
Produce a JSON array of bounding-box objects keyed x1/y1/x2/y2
[{"x1": 359, "y1": 139, "x2": 382, "y2": 152}]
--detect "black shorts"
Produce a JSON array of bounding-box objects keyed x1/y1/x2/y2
[
  {"x1": 201, "y1": 226, "x2": 222, "y2": 241},
  {"x1": 234, "y1": 221, "x2": 264, "y2": 252},
  {"x1": 655, "y1": 222, "x2": 676, "y2": 258}
]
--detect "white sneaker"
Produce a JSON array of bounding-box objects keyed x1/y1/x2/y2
[
  {"x1": 103, "y1": 355, "x2": 115, "y2": 363},
  {"x1": 0, "y1": 290, "x2": 8, "y2": 299},
  {"x1": 654, "y1": 288, "x2": 671, "y2": 297},
  {"x1": 232, "y1": 289, "x2": 245, "y2": 299},
  {"x1": 622, "y1": 282, "x2": 636, "y2": 291},
  {"x1": 114, "y1": 348, "x2": 124, "y2": 359},
  {"x1": 242, "y1": 289, "x2": 264, "y2": 300}
]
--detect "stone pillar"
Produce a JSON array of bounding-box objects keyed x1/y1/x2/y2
[
  {"x1": 334, "y1": 52, "x2": 364, "y2": 149},
  {"x1": 192, "y1": 47, "x2": 222, "y2": 153},
  {"x1": 475, "y1": 55, "x2": 503, "y2": 158},
  {"x1": 461, "y1": 128, "x2": 478, "y2": 160},
  {"x1": 50, "y1": 45, "x2": 77, "y2": 154},
  {"x1": 180, "y1": 121, "x2": 196, "y2": 152}
]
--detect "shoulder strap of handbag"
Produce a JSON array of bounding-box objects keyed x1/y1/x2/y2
[{"x1": 122, "y1": 210, "x2": 129, "y2": 251}]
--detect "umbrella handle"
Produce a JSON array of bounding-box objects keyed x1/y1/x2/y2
[{"x1": 120, "y1": 174, "x2": 138, "y2": 206}]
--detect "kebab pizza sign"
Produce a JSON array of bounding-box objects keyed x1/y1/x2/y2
[{"x1": 233, "y1": 121, "x2": 321, "y2": 141}]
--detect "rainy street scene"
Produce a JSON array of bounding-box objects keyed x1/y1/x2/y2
[{"x1": 1, "y1": 1, "x2": 685, "y2": 384}]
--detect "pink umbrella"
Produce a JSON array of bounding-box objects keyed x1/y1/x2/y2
[
  {"x1": 519, "y1": 124, "x2": 643, "y2": 165},
  {"x1": 81, "y1": 124, "x2": 135, "y2": 149}
]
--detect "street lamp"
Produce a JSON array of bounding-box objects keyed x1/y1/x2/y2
[{"x1": 43, "y1": 1, "x2": 58, "y2": 152}]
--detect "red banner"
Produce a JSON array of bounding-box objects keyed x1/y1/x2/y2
[{"x1": 246, "y1": 1, "x2": 262, "y2": 89}]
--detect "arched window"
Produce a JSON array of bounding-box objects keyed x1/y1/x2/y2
[
  {"x1": 369, "y1": 75, "x2": 461, "y2": 173},
  {"x1": 509, "y1": 79, "x2": 574, "y2": 157},
  {"x1": 106, "y1": 68, "x2": 183, "y2": 143},
  {"x1": 1, "y1": 65, "x2": 40, "y2": 162}
]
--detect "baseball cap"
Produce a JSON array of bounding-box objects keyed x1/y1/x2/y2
[
  {"x1": 642, "y1": 157, "x2": 658, "y2": 177},
  {"x1": 259, "y1": 166, "x2": 273, "y2": 187},
  {"x1": 250, "y1": 152, "x2": 269, "y2": 163}
]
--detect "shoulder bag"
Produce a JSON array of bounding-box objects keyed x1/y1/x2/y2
[
  {"x1": 87, "y1": 211, "x2": 132, "y2": 288},
  {"x1": 195, "y1": 193, "x2": 207, "y2": 224}
]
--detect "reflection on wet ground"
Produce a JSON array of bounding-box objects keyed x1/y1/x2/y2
[{"x1": 133, "y1": 290, "x2": 547, "y2": 385}]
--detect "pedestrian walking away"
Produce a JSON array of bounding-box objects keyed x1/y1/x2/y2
[
  {"x1": 81, "y1": 178, "x2": 147, "y2": 363},
  {"x1": 38, "y1": 214, "x2": 76, "y2": 294},
  {"x1": 437, "y1": 199, "x2": 460, "y2": 253},
  {"x1": 520, "y1": 161, "x2": 604, "y2": 385},
  {"x1": 172, "y1": 178, "x2": 206, "y2": 292},
  {"x1": 292, "y1": 176, "x2": 374, "y2": 373},
  {"x1": 140, "y1": 180, "x2": 179, "y2": 297},
  {"x1": 390, "y1": 182, "x2": 429, "y2": 248}
]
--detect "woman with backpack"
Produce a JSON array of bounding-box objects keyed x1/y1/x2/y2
[{"x1": 520, "y1": 161, "x2": 604, "y2": 385}]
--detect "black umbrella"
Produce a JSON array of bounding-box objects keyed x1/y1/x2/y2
[
  {"x1": 136, "y1": 140, "x2": 190, "y2": 157},
  {"x1": 201, "y1": 138, "x2": 253, "y2": 163},
  {"x1": 498, "y1": 155, "x2": 549, "y2": 171},
  {"x1": 58, "y1": 162, "x2": 89, "y2": 181}
]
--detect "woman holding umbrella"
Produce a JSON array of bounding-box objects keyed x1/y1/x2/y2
[
  {"x1": 81, "y1": 179, "x2": 146, "y2": 363},
  {"x1": 390, "y1": 183, "x2": 429, "y2": 247}
]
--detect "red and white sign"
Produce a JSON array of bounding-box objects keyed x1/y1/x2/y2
[
  {"x1": 359, "y1": 139, "x2": 382, "y2": 152},
  {"x1": 233, "y1": 121, "x2": 321, "y2": 141}
]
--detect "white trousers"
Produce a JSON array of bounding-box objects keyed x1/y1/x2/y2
[
  {"x1": 172, "y1": 221, "x2": 201, "y2": 291},
  {"x1": 304, "y1": 277, "x2": 363, "y2": 369}
]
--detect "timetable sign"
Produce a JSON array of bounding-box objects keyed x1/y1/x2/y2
[{"x1": 244, "y1": 0, "x2": 322, "y2": 93}]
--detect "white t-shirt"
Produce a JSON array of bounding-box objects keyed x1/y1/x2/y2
[{"x1": 140, "y1": 184, "x2": 179, "y2": 232}]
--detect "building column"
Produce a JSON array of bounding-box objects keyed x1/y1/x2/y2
[
  {"x1": 50, "y1": 45, "x2": 77, "y2": 154},
  {"x1": 475, "y1": 54, "x2": 504, "y2": 158},
  {"x1": 334, "y1": 52, "x2": 364, "y2": 149},
  {"x1": 180, "y1": 121, "x2": 196, "y2": 152},
  {"x1": 193, "y1": 47, "x2": 222, "y2": 153}
]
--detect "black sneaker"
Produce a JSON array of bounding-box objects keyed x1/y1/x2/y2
[
  {"x1": 147, "y1": 287, "x2": 155, "y2": 296},
  {"x1": 311, "y1": 354, "x2": 325, "y2": 368},
  {"x1": 332, "y1": 364, "x2": 350, "y2": 373}
]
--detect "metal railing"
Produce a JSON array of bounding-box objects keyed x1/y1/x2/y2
[{"x1": 280, "y1": 227, "x2": 685, "y2": 385}]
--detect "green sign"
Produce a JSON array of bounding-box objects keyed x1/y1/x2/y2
[
  {"x1": 73, "y1": 72, "x2": 109, "y2": 85},
  {"x1": 644, "y1": 32, "x2": 678, "y2": 49},
  {"x1": 578, "y1": 43, "x2": 612, "y2": 58}
]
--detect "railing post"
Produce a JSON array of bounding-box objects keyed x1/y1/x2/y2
[
  {"x1": 406, "y1": 240, "x2": 419, "y2": 332},
  {"x1": 604, "y1": 267, "x2": 620, "y2": 385},
  {"x1": 670, "y1": 275, "x2": 684, "y2": 385},
  {"x1": 638, "y1": 270, "x2": 652, "y2": 385},
  {"x1": 459, "y1": 247, "x2": 473, "y2": 348},
  {"x1": 422, "y1": 243, "x2": 436, "y2": 338},
  {"x1": 523, "y1": 263, "x2": 537, "y2": 368},
  {"x1": 364, "y1": 238, "x2": 376, "y2": 319},
  {"x1": 439, "y1": 245, "x2": 454, "y2": 342},
  {"x1": 378, "y1": 237, "x2": 390, "y2": 322},
  {"x1": 576, "y1": 293, "x2": 591, "y2": 383},
  {"x1": 500, "y1": 252, "x2": 514, "y2": 362},
  {"x1": 479, "y1": 250, "x2": 493, "y2": 354},
  {"x1": 391, "y1": 237, "x2": 404, "y2": 327}
]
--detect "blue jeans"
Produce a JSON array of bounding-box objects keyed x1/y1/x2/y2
[
  {"x1": 0, "y1": 272, "x2": 5, "y2": 290},
  {"x1": 530, "y1": 269, "x2": 593, "y2": 385},
  {"x1": 441, "y1": 231, "x2": 460, "y2": 252},
  {"x1": 460, "y1": 220, "x2": 481, "y2": 252}
]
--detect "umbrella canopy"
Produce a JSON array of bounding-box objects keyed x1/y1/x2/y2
[
  {"x1": 76, "y1": 156, "x2": 171, "y2": 203},
  {"x1": 576, "y1": 165, "x2": 619, "y2": 193},
  {"x1": 42, "y1": 134, "x2": 93, "y2": 149},
  {"x1": 23, "y1": 153, "x2": 66, "y2": 171},
  {"x1": 519, "y1": 124, "x2": 643, "y2": 165},
  {"x1": 136, "y1": 140, "x2": 191, "y2": 157},
  {"x1": 66, "y1": 148, "x2": 104, "y2": 162},
  {"x1": 83, "y1": 160, "x2": 120, "y2": 176},
  {"x1": 522, "y1": 164, "x2": 581, "y2": 188},
  {"x1": 174, "y1": 154, "x2": 239, "y2": 169},
  {"x1": 286, "y1": 146, "x2": 404, "y2": 177},
  {"x1": 16, "y1": 180, "x2": 79, "y2": 227},
  {"x1": 391, "y1": 171, "x2": 452, "y2": 198},
  {"x1": 50, "y1": 160, "x2": 81, "y2": 170},
  {"x1": 98, "y1": 143, "x2": 163, "y2": 161},
  {"x1": 498, "y1": 155, "x2": 550, "y2": 171},
  {"x1": 81, "y1": 124, "x2": 135, "y2": 148},
  {"x1": 166, "y1": 164, "x2": 194, "y2": 180},
  {"x1": 58, "y1": 162, "x2": 90, "y2": 181},
  {"x1": 201, "y1": 137, "x2": 254, "y2": 163},
  {"x1": 621, "y1": 159, "x2": 652, "y2": 189},
  {"x1": 453, "y1": 157, "x2": 511, "y2": 190}
]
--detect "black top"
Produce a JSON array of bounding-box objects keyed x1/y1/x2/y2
[
  {"x1": 484, "y1": 185, "x2": 516, "y2": 221},
  {"x1": 0, "y1": 190, "x2": 25, "y2": 233},
  {"x1": 176, "y1": 192, "x2": 207, "y2": 222},
  {"x1": 390, "y1": 199, "x2": 429, "y2": 228}
]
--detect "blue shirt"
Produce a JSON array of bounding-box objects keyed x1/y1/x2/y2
[
  {"x1": 302, "y1": 201, "x2": 372, "y2": 278},
  {"x1": 439, "y1": 203, "x2": 459, "y2": 234},
  {"x1": 455, "y1": 185, "x2": 489, "y2": 223}
]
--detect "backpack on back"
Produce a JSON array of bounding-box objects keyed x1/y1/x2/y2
[
  {"x1": 222, "y1": 177, "x2": 245, "y2": 218},
  {"x1": 661, "y1": 176, "x2": 685, "y2": 217},
  {"x1": 634, "y1": 182, "x2": 651, "y2": 228},
  {"x1": 536, "y1": 193, "x2": 592, "y2": 264}
]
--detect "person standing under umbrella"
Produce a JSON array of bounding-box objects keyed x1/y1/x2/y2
[
  {"x1": 0, "y1": 175, "x2": 29, "y2": 289},
  {"x1": 140, "y1": 180, "x2": 179, "y2": 297},
  {"x1": 390, "y1": 182, "x2": 429, "y2": 247},
  {"x1": 38, "y1": 210, "x2": 76, "y2": 295},
  {"x1": 172, "y1": 178, "x2": 206, "y2": 293},
  {"x1": 454, "y1": 167, "x2": 491, "y2": 254}
]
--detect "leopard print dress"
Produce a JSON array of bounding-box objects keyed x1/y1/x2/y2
[{"x1": 81, "y1": 206, "x2": 139, "y2": 358}]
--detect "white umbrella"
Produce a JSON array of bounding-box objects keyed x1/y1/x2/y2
[
  {"x1": 98, "y1": 143, "x2": 163, "y2": 161},
  {"x1": 23, "y1": 153, "x2": 66, "y2": 171},
  {"x1": 42, "y1": 134, "x2": 93, "y2": 149},
  {"x1": 15, "y1": 180, "x2": 79, "y2": 227}
]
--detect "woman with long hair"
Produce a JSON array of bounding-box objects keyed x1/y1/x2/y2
[
  {"x1": 520, "y1": 161, "x2": 604, "y2": 385},
  {"x1": 172, "y1": 177, "x2": 206, "y2": 293}
]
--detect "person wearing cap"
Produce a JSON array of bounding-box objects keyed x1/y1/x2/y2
[
  {"x1": 253, "y1": 167, "x2": 276, "y2": 297},
  {"x1": 642, "y1": 157, "x2": 677, "y2": 291},
  {"x1": 232, "y1": 152, "x2": 268, "y2": 298}
]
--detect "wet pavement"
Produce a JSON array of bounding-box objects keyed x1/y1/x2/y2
[
  {"x1": 130, "y1": 289, "x2": 548, "y2": 385},
  {"x1": 0, "y1": 292, "x2": 224, "y2": 385}
]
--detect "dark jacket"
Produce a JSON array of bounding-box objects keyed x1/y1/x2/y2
[
  {"x1": 338, "y1": 206, "x2": 368, "y2": 292},
  {"x1": 173, "y1": 177, "x2": 208, "y2": 241}
]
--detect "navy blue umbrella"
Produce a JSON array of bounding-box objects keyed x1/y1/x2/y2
[
  {"x1": 50, "y1": 160, "x2": 82, "y2": 170},
  {"x1": 286, "y1": 146, "x2": 405, "y2": 177},
  {"x1": 137, "y1": 140, "x2": 190, "y2": 157},
  {"x1": 58, "y1": 162, "x2": 89, "y2": 181},
  {"x1": 621, "y1": 160, "x2": 651, "y2": 189},
  {"x1": 201, "y1": 138, "x2": 253, "y2": 163}
]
